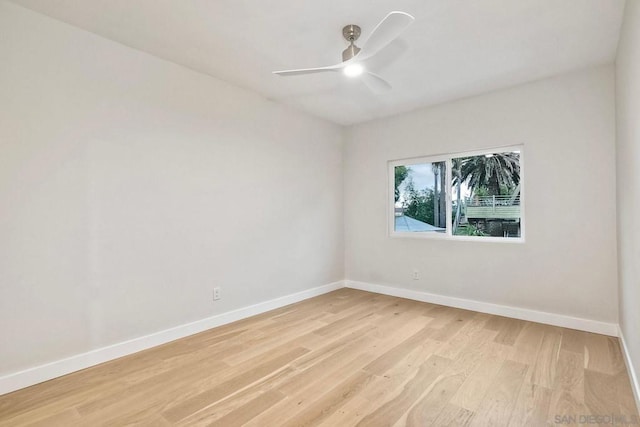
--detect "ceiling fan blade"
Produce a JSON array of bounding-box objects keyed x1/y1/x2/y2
[
  {"x1": 273, "y1": 63, "x2": 343, "y2": 76},
  {"x1": 361, "y1": 71, "x2": 392, "y2": 94},
  {"x1": 357, "y1": 11, "x2": 414, "y2": 61}
]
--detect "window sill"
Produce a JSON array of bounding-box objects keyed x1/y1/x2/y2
[{"x1": 389, "y1": 232, "x2": 525, "y2": 243}]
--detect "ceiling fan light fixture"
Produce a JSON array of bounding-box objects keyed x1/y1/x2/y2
[
  {"x1": 343, "y1": 63, "x2": 364, "y2": 77},
  {"x1": 272, "y1": 11, "x2": 415, "y2": 94}
]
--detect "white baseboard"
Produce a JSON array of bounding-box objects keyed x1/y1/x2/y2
[
  {"x1": 0, "y1": 280, "x2": 344, "y2": 396},
  {"x1": 618, "y1": 326, "x2": 640, "y2": 414},
  {"x1": 345, "y1": 280, "x2": 618, "y2": 336}
]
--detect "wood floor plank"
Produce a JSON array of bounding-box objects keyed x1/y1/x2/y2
[
  {"x1": 509, "y1": 322, "x2": 545, "y2": 367},
  {"x1": 608, "y1": 336, "x2": 627, "y2": 375},
  {"x1": 206, "y1": 390, "x2": 285, "y2": 427},
  {"x1": 323, "y1": 291, "x2": 379, "y2": 315},
  {"x1": 493, "y1": 318, "x2": 526, "y2": 346},
  {"x1": 429, "y1": 403, "x2": 475, "y2": 427},
  {"x1": 450, "y1": 356, "x2": 504, "y2": 411},
  {"x1": 559, "y1": 328, "x2": 586, "y2": 354},
  {"x1": 244, "y1": 352, "x2": 377, "y2": 426},
  {"x1": 289, "y1": 325, "x2": 375, "y2": 371},
  {"x1": 366, "y1": 305, "x2": 428, "y2": 340},
  {"x1": 172, "y1": 367, "x2": 296, "y2": 426},
  {"x1": 530, "y1": 330, "x2": 562, "y2": 388},
  {"x1": 403, "y1": 370, "x2": 466, "y2": 426},
  {"x1": 356, "y1": 355, "x2": 452, "y2": 427},
  {"x1": 434, "y1": 313, "x2": 490, "y2": 360},
  {"x1": 316, "y1": 396, "x2": 373, "y2": 427},
  {"x1": 584, "y1": 369, "x2": 621, "y2": 424},
  {"x1": 362, "y1": 326, "x2": 434, "y2": 375},
  {"x1": 23, "y1": 408, "x2": 81, "y2": 427},
  {"x1": 469, "y1": 360, "x2": 528, "y2": 426},
  {"x1": 0, "y1": 289, "x2": 636, "y2": 426},
  {"x1": 222, "y1": 319, "x2": 323, "y2": 366},
  {"x1": 447, "y1": 333, "x2": 510, "y2": 379},
  {"x1": 430, "y1": 309, "x2": 477, "y2": 342},
  {"x1": 163, "y1": 347, "x2": 309, "y2": 423},
  {"x1": 584, "y1": 332, "x2": 614, "y2": 374},
  {"x1": 277, "y1": 338, "x2": 373, "y2": 396},
  {"x1": 280, "y1": 371, "x2": 374, "y2": 427},
  {"x1": 615, "y1": 371, "x2": 640, "y2": 419},
  {"x1": 77, "y1": 358, "x2": 230, "y2": 416},
  {"x1": 508, "y1": 383, "x2": 551, "y2": 426},
  {"x1": 426, "y1": 306, "x2": 471, "y2": 329},
  {"x1": 483, "y1": 314, "x2": 511, "y2": 331},
  {"x1": 547, "y1": 350, "x2": 585, "y2": 425},
  {"x1": 554, "y1": 350, "x2": 584, "y2": 394}
]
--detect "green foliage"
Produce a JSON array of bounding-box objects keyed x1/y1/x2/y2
[
  {"x1": 394, "y1": 166, "x2": 409, "y2": 202},
  {"x1": 453, "y1": 152, "x2": 520, "y2": 196},
  {"x1": 403, "y1": 178, "x2": 435, "y2": 225},
  {"x1": 454, "y1": 224, "x2": 487, "y2": 236},
  {"x1": 499, "y1": 184, "x2": 514, "y2": 195},
  {"x1": 474, "y1": 186, "x2": 490, "y2": 197}
]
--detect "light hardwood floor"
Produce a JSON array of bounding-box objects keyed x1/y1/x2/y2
[{"x1": 0, "y1": 289, "x2": 637, "y2": 426}]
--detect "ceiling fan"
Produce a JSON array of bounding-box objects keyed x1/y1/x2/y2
[{"x1": 273, "y1": 11, "x2": 415, "y2": 94}]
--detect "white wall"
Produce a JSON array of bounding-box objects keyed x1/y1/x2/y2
[
  {"x1": 616, "y1": 0, "x2": 640, "y2": 397},
  {"x1": 344, "y1": 65, "x2": 618, "y2": 324},
  {"x1": 0, "y1": 1, "x2": 343, "y2": 377}
]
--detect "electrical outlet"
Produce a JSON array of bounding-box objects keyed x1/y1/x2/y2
[
  {"x1": 213, "y1": 287, "x2": 221, "y2": 301},
  {"x1": 412, "y1": 269, "x2": 420, "y2": 280}
]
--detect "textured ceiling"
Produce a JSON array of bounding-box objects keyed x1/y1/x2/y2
[{"x1": 10, "y1": 0, "x2": 626, "y2": 125}]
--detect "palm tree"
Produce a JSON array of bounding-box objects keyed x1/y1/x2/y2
[
  {"x1": 432, "y1": 162, "x2": 446, "y2": 227},
  {"x1": 452, "y1": 158, "x2": 463, "y2": 231},
  {"x1": 455, "y1": 152, "x2": 520, "y2": 196},
  {"x1": 394, "y1": 165, "x2": 408, "y2": 202}
]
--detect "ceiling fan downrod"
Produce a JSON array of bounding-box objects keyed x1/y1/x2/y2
[{"x1": 342, "y1": 24, "x2": 361, "y2": 62}]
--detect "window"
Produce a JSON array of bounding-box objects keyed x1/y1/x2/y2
[
  {"x1": 393, "y1": 161, "x2": 447, "y2": 233},
  {"x1": 390, "y1": 146, "x2": 524, "y2": 241}
]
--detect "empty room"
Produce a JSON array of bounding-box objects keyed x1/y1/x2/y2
[{"x1": 1, "y1": 0, "x2": 639, "y2": 425}]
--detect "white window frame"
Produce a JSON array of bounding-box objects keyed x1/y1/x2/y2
[{"x1": 388, "y1": 145, "x2": 525, "y2": 243}]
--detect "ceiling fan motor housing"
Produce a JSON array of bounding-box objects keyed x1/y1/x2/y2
[{"x1": 342, "y1": 24, "x2": 361, "y2": 61}]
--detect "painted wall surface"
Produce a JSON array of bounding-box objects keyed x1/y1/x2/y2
[
  {"x1": 0, "y1": 1, "x2": 343, "y2": 375},
  {"x1": 616, "y1": 0, "x2": 640, "y2": 390},
  {"x1": 344, "y1": 66, "x2": 618, "y2": 324}
]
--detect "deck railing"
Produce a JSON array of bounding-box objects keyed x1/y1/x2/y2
[
  {"x1": 466, "y1": 195, "x2": 520, "y2": 208},
  {"x1": 459, "y1": 195, "x2": 521, "y2": 220}
]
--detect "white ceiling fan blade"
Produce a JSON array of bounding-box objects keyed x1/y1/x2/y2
[
  {"x1": 273, "y1": 63, "x2": 343, "y2": 76},
  {"x1": 357, "y1": 11, "x2": 415, "y2": 61},
  {"x1": 361, "y1": 71, "x2": 392, "y2": 94}
]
